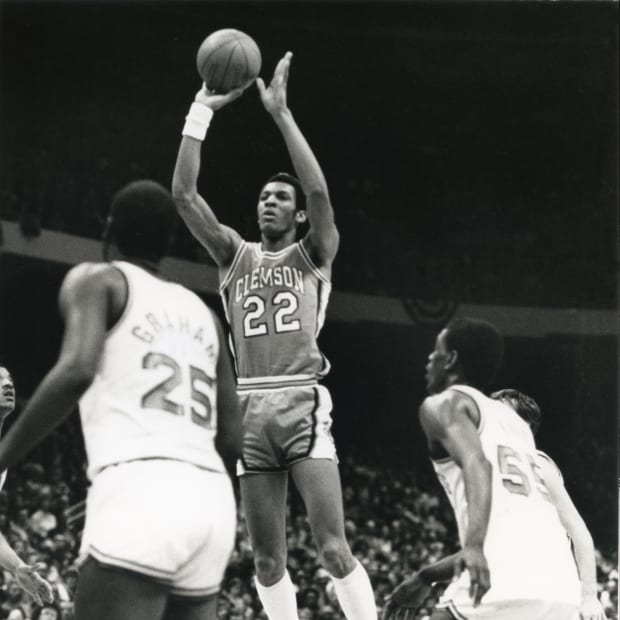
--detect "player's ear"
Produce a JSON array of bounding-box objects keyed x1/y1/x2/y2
[
  {"x1": 445, "y1": 349, "x2": 458, "y2": 371},
  {"x1": 295, "y1": 210, "x2": 307, "y2": 224}
]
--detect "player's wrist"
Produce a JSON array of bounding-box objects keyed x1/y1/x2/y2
[
  {"x1": 271, "y1": 107, "x2": 293, "y2": 124},
  {"x1": 182, "y1": 101, "x2": 214, "y2": 141},
  {"x1": 581, "y1": 583, "x2": 598, "y2": 598},
  {"x1": 10, "y1": 560, "x2": 27, "y2": 574}
]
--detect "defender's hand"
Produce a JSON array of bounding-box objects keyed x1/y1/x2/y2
[
  {"x1": 194, "y1": 83, "x2": 244, "y2": 111},
  {"x1": 14, "y1": 563, "x2": 54, "y2": 606},
  {"x1": 256, "y1": 51, "x2": 292, "y2": 116},
  {"x1": 580, "y1": 595, "x2": 607, "y2": 620},
  {"x1": 382, "y1": 573, "x2": 431, "y2": 620},
  {"x1": 456, "y1": 545, "x2": 490, "y2": 607}
]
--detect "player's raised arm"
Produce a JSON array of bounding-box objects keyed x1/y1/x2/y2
[
  {"x1": 419, "y1": 392, "x2": 492, "y2": 607},
  {"x1": 172, "y1": 85, "x2": 245, "y2": 268},
  {"x1": 0, "y1": 264, "x2": 115, "y2": 472},
  {"x1": 257, "y1": 52, "x2": 340, "y2": 267},
  {"x1": 537, "y1": 456, "x2": 607, "y2": 620}
]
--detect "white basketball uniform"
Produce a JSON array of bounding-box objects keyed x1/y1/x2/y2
[
  {"x1": 78, "y1": 261, "x2": 236, "y2": 598},
  {"x1": 432, "y1": 385, "x2": 580, "y2": 620}
]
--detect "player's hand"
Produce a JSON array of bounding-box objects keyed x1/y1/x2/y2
[
  {"x1": 256, "y1": 51, "x2": 292, "y2": 116},
  {"x1": 456, "y1": 545, "x2": 490, "y2": 607},
  {"x1": 14, "y1": 563, "x2": 54, "y2": 606},
  {"x1": 194, "y1": 83, "x2": 245, "y2": 111},
  {"x1": 381, "y1": 573, "x2": 431, "y2": 620},
  {"x1": 580, "y1": 595, "x2": 607, "y2": 620}
]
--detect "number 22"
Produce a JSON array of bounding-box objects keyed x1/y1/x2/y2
[{"x1": 243, "y1": 292, "x2": 301, "y2": 337}]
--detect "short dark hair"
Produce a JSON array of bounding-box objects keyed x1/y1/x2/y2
[
  {"x1": 491, "y1": 388, "x2": 542, "y2": 435},
  {"x1": 104, "y1": 180, "x2": 177, "y2": 262},
  {"x1": 444, "y1": 317, "x2": 503, "y2": 390},
  {"x1": 265, "y1": 172, "x2": 306, "y2": 213}
]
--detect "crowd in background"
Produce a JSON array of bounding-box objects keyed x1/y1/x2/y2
[{"x1": 0, "y1": 408, "x2": 617, "y2": 620}]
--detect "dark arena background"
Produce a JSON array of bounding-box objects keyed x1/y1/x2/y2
[{"x1": 0, "y1": 1, "x2": 618, "y2": 619}]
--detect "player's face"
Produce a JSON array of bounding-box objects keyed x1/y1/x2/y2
[
  {"x1": 257, "y1": 182, "x2": 298, "y2": 236},
  {"x1": 425, "y1": 330, "x2": 451, "y2": 394},
  {"x1": 0, "y1": 367, "x2": 15, "y2": 416}
]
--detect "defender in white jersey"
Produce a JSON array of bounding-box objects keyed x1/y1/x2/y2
[
  {"x1": 0, "y1": 181, "x2": 243, "y2": 620},
  {"x1": 172, "y1": 52, "x2": 377, "y2": 620},
  {"x1": 384, "y1": 389, "x2": 606, "y2": 620},
  {"x1": 0, "y1": 367, "x2": 54, "y2": 606},
  {"x1": 394, "y1": 318, "x2": 581, "y2": 620}
]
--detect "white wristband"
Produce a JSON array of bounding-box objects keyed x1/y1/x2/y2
[{"x1": 182, "y1": 102, "x2": 214, "y2": 141}]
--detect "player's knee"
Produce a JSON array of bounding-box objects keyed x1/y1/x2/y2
[
  {"x1": 254, "y1": 552, "x2": 286, "y2": 586},
  {"x1": 317, "y1": 537, "x2": 354, "y2": 579}
]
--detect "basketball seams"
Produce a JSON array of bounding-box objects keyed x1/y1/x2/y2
[
  {"x1": 197, "y1": 31, "x2": 261, "y2": 93},
  {"x1": 217, "y1": 43, "x2": 237, "y2": 92},
  {"x1": 198, "y1": 38, "x2": 236, "y2": 74}
]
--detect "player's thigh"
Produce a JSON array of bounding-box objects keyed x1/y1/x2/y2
[
  {"x1": 290, "y1": 458, "x2": 347, "y2": 542},
  {"x1": 74, "y1": 556, "x2": 168, "y2": 620},
  {"x1": 240, "y1": 471, "x2": 289, "y2": 553},
  {"x1": 164, "y1": 595, "x2": 217, "y2": 620}
]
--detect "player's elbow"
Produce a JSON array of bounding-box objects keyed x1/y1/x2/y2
[
  {"x1": 171, "y1": 187, "x2": 194, "y2": 212},
  {"x1": 306, "y1": 187, "x2": 330, "y2": 206},
  {"x1": 55, "y1": 357, "x2": 97, "y2": 392}
]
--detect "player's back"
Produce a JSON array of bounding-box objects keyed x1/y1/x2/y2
[
  {"x1": 79, "y1": 261, "x2": 225, "y2": 480},
  {"x1": 433, "y1": 384, "x2": 580, "y2": 606},
  {"x1": 219, "y1": 241, "x2": 331, "y2": 391}
]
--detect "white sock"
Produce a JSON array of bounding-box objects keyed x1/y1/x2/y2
[
  {"x1": 255, "y1": 570, "x2": 299, "y2": 620},
  {"x1": 331, "y1": 560, "x2": 377, "y2": 620}
]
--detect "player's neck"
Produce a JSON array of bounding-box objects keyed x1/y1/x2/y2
[
  {"x1": 106, "y1": 246, "x2": 161, "y2": 274},
  {"x1": 444, "y1": 374, "x2": 468, "y2": 390},
  {"x1": 127, "y1": 257, "x2": 161, "y2": 275},
  {"x1": 260, "y1": 233, "x2": 296, "y2": 253}
]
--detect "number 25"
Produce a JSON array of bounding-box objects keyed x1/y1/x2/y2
[{"x1": 141, "y1": 352, "x2": 214, "y2": 429}]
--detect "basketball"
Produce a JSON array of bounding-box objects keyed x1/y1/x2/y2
[{"x1": 196, "y1": 29, "x2": 262, "y2": 94}]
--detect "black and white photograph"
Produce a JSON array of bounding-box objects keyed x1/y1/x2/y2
[{"x1": 0, "y1": 1, "x2": 617, "y2": 619}]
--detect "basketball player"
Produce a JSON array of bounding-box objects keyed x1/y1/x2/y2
[
  {"x1": 490, "y1": 389, "x2": 607, "y2": 620},
  {"x1": 172, "y1": 52, "x2": 377, "y2": 620},
  {"x1": 0, "y1": 180, "x2": 243, "y2": 620},
  {"x1": 0, "y1": 367, "x2": 54, "y2": 607},
  {"x1": 389, "y1": 318, "x2": 581, "y2": 620},
  {"x1": 383, "y1": 387, "x2": 606, "y2": 620}
]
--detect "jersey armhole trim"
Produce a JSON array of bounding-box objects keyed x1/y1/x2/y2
[
  {"x1": 107, "y1": 263, "x2": 132, "y2": 337},
  {"x1": 219, "y1": 241, "x2": 247, "y2": 292},
  {"x1": 448, "y1": 386, "x2": 484, "y2": 434},
  {"x1": 298, "y1": 241, "x2": 330, "y2": 284}
]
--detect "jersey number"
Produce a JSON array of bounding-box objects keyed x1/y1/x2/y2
[
  {"x1": 497, "y1": 445, "x2": 550, "y2": 501},
  {"x1": 242, "y1": 292, "x2": 301, "y2": 337},
  {"x1": 141, "y1": 352, "x2": 214, "y2": 429}
]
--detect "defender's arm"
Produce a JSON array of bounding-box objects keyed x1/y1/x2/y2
[
  {"x1": 538, "y1": 456, "x2": 606, "y2": 619},
  {"x1": 419, "y1": 393, "x2": 492, "y2": 605},
  {"x1": 0, "y1": 264, "x2": 113, "y2": 471}
]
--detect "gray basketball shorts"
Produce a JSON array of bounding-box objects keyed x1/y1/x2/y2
[{"x1": 236, "y1": 384, "x2": 337, "y2": 476}]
